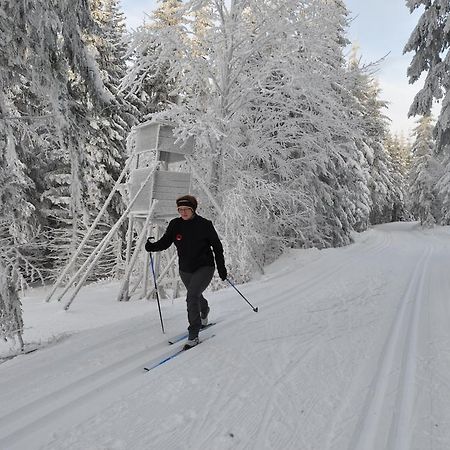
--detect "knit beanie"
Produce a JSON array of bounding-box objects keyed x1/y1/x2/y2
[{"x1": 176, "y1": 195, "x2": 198, "y2": 211}]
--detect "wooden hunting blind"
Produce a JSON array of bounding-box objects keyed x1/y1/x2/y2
[
  {"x1": 46, "y1": 121, "x2": 196, "y2": 308},
  {"x1": 132, "y1": 122, "x2": 194, "y2": 165}
]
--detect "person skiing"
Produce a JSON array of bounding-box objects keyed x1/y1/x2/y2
[{"x1": 145, "y1": 194, "x2": 227, "y2": 350}]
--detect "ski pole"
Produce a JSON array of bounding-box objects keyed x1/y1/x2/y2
[
  {"x1": 149, "y1": 252, "x2": 165, "y2": 334},
  {"x1": 226, "y1": 279, "x2": 259, "y2": 312}
]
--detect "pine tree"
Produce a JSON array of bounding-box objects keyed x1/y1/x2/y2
[
  {"x1": 0, "y1": 2, "x2": 53, "y2": 241},
  {"x1": 1, "y1": 0, "x2": 119, "y2": 293},
  {"x1": 408, "y1": 115, "x2": 441, "y2": 226},
  {"x1": 121, "y1": 0, "x2": 184, "y2": 113},
  {"x1": 309, "y1": 0, "x2": 373, "y2": 241},
  {"x1": 77, "y1": 0, "x2": 142, "y2": 279},
  {"x1": 36, "y1": 0, "x2": 139, "y2": 280},
  {"x1": 346, "y1": 52, "x2": 399, "y2": 225},
  {"x1": 384, "y1": 134, "x2": 410, "y2": 222},
  {"x1": 405, "y1": 0, "x2": 450, "y2": 223}
]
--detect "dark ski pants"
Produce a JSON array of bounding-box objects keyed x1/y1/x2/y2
[{"x1": 179, "y1": 266, "x2": 215, "y2": 339}]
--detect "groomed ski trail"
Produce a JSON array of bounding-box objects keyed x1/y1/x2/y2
[
  {"x1": 348, "y1": 244, "x2": 433, "y2": 450},
  {"x1": 1, "y1": 223, "x2": 450, "y2": 449}
]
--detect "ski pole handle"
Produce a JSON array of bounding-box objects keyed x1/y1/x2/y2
[{"x1": 226, "y1": 278, "x2": 259, "y2": 312}]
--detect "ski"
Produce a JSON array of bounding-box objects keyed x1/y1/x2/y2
[
  {"x1": 168, "y1": 322, "x2": 217, "y2": 345},
  {"x1": 144, "y1": 334, "x2": 215, "y2": 372}
]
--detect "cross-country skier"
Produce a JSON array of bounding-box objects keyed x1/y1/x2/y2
[{"x1": 145, "y1": 195, "x2": 227, "y2": 350}]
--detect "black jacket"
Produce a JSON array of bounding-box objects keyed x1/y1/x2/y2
[{"x1": 145, "y1": 215, "x2": 226, "y2": 277}]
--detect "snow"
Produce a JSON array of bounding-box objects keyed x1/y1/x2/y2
[{"x1": 1, "y1": 222, "x2": 450, "y2": 449}]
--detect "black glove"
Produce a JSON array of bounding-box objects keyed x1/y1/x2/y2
[
  {"x1": 218, "y1": 267, "x2": 227, "y2": 281},
  {"x1": 145, "y1": 238, "x2": 156, "y2": 252}
]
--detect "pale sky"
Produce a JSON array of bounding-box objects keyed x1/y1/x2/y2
[
  {"x1": 344, "y1": 0, "x2": 426, "y2": 138},
  {"x1": 120, "y1": 0, "x2": 426, "y2": 137}
]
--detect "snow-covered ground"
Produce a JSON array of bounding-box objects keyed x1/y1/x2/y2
[{"x1": 1, "y1": 222, "x2": 450, "y2": 450}]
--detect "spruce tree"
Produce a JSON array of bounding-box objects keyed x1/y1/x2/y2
[
  {"x1": 384, "y1": 134, "x2": 410, "y2": 222},
  {"x1": 308, "y1": 0, "x2": 372, "y2": 242},
  {"x1": 77, "y1": 0, "x2": 142, "y2": 279},
  {"x1": 346, "y1": 41, "x2": 409, "y2": 226},
  {"x1": 346, "y1": 56, "x2": 397, "y2": 226},
  {"x1": 1, "y1": 0, "x2": 116, "y2": 287},
  {"x1": 40, "y1": 0, "x2": 139, "y2": 280},
  {"x1": 121, "y1": 0, "x2": 184, "y2": 113},
  {"x1": 405, "y1": 0, "x2": 450, "y2": 223},
  {"x1": 408, "y1": 115, "x2": 441, "y2": 226}
]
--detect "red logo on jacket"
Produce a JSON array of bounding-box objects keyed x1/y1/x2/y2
[{"x1": 176, "y1": 234, "x2": 183, "y2": 241}]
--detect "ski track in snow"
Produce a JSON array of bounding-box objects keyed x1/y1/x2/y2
[
  {"x1": 324, "y1": 226, "x2": 450, "y2": 450},
  {"x1": 0, "y1": 338, "x2": 168, "y2": 448},
  {"x1": 348, "y1": 243, "x2": 433, "y2": 450},
  {"x1": 1, "y1": 223, "x2": 450, "y2": 449}
]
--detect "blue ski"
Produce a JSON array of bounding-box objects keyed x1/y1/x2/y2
[
  {"x1": 168, "y1": 322, "x2": 217, "y2": 345},
  {"x1": 144, "y1": 334, "x2": 215, "y2": 372}
]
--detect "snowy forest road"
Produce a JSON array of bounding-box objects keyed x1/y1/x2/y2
[{"x1": 0, "y1": 223, "x2": 450, "y2": 449}]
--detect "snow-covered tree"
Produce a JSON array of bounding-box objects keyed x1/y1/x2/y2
[
  {"x1": 0, "y1": 0, "x2": 135, "y2": 288},
  {"x1": 346, "y1": 48, "x2": 403, "y2": 225},
  {"x1": 310, "y1": 0, "x2": 373, "y2": 239},
  {"x1": 121, "y1": 0, "x2": 184, "y2": 113},
  {"x1": 73, "y1": 0, "x2": 142, "y2": 279},
  {"x1": 384, "y1": 134, "x2": 410, "y2": 222},
  {"x1": 87, "y1": 0, "x2": 139, "y2": 215},
  {"x1": 408, "y1": 115, "x2": 441, "y2": 226},
  {"x1": 0, "y1": 0, "x2": 104, "y2": 215},
  {"x1": 405, "y1": 0, "x2": 450, "y2": 223},
  {"x1": 0, "y1": 220, "x2": 46, "y2": 347},
  {"x1": 0, "y1": 261, "x2": 23, "y2": 347},
  {"x1": 405, "y1": 0, "x2": 450, "y2": 151},
  {"x1": 124, "y1": 0, "x2": 385, "y2": 279},
  {"x1": 32, "y1": 0, "x2": 140, "y2": 280}
]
